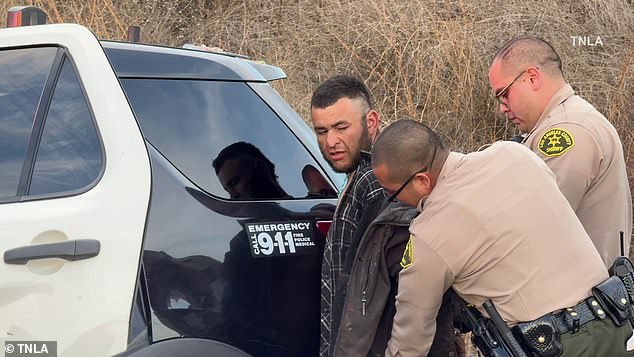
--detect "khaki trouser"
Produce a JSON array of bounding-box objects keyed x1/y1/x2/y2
[{"x1": 561, "y1": 318, "x2": 634, "y2": 356}]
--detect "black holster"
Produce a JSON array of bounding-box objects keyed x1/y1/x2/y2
[
  {"x1": 457, "y1": 303, "x2": 518, "y2": 357},
  {"x1": 592, "y1": 275, "x2": 631, "y2": 326},
  {"x1": 513, "y1": 315, "x2": 563, "y2": 357},
  {"x1": 609, "y1": 256, "x2": 634, "y2": 326}
]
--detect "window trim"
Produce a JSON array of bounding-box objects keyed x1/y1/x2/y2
[{"x1": 16, "y1": 47, "x2": 65, "y2": 197}]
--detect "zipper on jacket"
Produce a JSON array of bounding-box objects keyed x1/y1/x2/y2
[
  {"x1": 347, "y1": 206, "x2": 414, "y2": 323},
  {"x1": 360, "y1": 252, "x2": 374, "y2": 316},
  {"x1": 361, "y1": 290, "x2": 367, "y2": 316}
]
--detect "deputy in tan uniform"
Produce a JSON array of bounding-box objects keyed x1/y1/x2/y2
[
  {"x1": 488, "y1": 35, "x2": 633, "y2": 267},
  {"x1": 371, "y1": 119, "x2": 633, "y2": 357}
]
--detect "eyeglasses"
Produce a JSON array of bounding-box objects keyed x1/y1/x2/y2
[
  {"x1": 387, "y1": 146, "x2": 437, "y2": 203},
  {"x1": 495, "y1": 70, "x2": 526, "y2": 105}
]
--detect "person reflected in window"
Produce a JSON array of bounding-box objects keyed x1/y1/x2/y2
[
  {"x1": 143, "y1": 250, "x2": 224, "y2": 337},
  {"x1": 302, "y1": 164, "x2": 337, "y2": 198},
  {"x1": 213, "y1": 142, "x2": 318, "y2": 355},
  {"x1": 213, "y1": 141, "x2": 290, "y2": 200}
]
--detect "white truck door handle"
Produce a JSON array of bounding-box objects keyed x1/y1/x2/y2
[{"x1": 4, "y1": 239, "x2": 101, "y2": 264}]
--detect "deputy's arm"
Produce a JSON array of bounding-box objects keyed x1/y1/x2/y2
[
  {"x1": 385, "y1": 233, "x2": 454, "y2": 356},
  {"x1": 536, "y1": 124, "x2": 600, "y2": 211}
]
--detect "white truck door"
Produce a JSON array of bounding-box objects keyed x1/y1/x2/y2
[{"x1": 0, "y1": 24, "x2": 151, "y2": 356}]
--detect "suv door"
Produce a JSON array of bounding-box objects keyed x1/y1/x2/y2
[{"x1": 0, "y1": 24, "x2": 150, "y2": 356}]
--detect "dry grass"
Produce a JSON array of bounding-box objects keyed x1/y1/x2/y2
[{"x1": 6, "y1": 0, "x2": 631, "y2": 151}]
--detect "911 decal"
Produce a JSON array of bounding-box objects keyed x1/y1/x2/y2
[{"x1": 246, "y1": 221, "x2": 317, "y2": 257}]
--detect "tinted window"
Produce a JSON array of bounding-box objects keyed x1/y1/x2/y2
[
  {"x1": 122, "y1": 79, "x2": 336, "y2": 200},
  {"x1": 29, "y1": 57, "x2": 102, "y2": 196},
  {"x1": 0, "y1": 47, "x2": 57, "y2": 199}
]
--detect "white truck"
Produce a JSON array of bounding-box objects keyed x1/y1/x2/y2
[{"x1": 0, "y1": 6, "x2": 341, "y2": 356}]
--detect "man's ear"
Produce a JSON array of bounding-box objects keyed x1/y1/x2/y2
[
  {"x1": 253, "y1": 159, "x2": 272, "y2": 179},
  {"x1": 366, "y1": 110, "x2": 380, "y2": 142},
  {"x1": 413, "y1": 172, "x2": 433, "y2": 194},
  {"x1": 526, "y1": 66, "x2": 542, "y2": 90}
]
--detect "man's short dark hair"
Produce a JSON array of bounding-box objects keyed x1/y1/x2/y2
[
  {"x1": 310, "y1": 74, "x2": 373, "y2": 110},
  {"x1": 372, "y1": 118, "x2": 446, "y2": 182},
  {"x1": 493, "y1": 35, "x2": 563, "y2": 77},
  {"x1": 213, "y1": 141, "x2": 277, "y2": 178}
]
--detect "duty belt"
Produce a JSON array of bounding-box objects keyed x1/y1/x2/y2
[
  {"x1": 514, "y1": 277, "x2": 630, "y2": 356},
  {"x1": 515, "y1": 297, "x2": 607, "y2": 357},
  {"x1": 552, "y1": 297, "x2": 605, "y2": 334}
]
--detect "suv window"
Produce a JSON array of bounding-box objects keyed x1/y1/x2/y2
[
  {"x1": 29, "y1": 56, "x2": 103, "y2": 196},
  {"x1": 0, "y1": 47, "x2": 57, "y2": 199},
  {"x1": 122, "y1": 79, "x2": 336, "y2": 200}
]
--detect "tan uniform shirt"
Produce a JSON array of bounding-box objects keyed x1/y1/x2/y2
[
  {"x1": 523, "y1": 84, "x2": 632, "y2": 267},
  {"x1": 386, "y1": 142, "x2": 608, "y2": 357}
]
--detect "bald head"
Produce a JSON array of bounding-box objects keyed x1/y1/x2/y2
[
  {"x1": 492, "y1": 36, "x2": 563, "y2": 79},
  {"x1": 372, "y1": 119, "x2": 448, "y2": 182}
]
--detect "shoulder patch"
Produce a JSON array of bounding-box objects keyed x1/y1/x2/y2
[
  {"x1": 400, "y1": 234, "x2": 414, "y2": 269},
  {"x1": 537, "y1": 128, "x2": 574, "y2": 157}
]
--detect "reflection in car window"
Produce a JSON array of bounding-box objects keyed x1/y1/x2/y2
[
  {"x1": 122, "y1": 79, "x2": 336, "y2": 200},
  {"x1": 0, "y1": 47, "x2": 57, "y2": 199},
  {"x1": 29, "y1": 57, "x2": 102, "y2": 196},
  {"x1": 213, "y1": 141, "x2": 292, "y2": 200}
]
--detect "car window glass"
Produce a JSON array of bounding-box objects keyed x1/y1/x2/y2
[
  {"x1": 122, "y1": 79, "x2": 336, "y2": 200},
  {"x1": 29, "y1": 57, "x2": 103, "y2": 196},
  {"x1": 0, "y1": 47, "x2": 57, "y2": 199}
]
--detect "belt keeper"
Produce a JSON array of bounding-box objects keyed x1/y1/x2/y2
[
  {"x1": 567, "y1": 308, "x2": 581, "y2": 333},
  {"x1": 586, "y1": 297, "x2": 606, "y2": 320}
]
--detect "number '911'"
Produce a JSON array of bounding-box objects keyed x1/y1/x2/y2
[{"x1": 251, "y1": 232, "x2": 297, "y2": 255}]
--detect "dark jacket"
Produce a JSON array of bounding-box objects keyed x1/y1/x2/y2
[{"x1": 332, "y1": 201, "x2": 462, "y2": 356}]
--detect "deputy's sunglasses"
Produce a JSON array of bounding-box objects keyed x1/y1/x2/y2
[
  {"x1": 495, "y1": 70, "x2": 526, "y2": 105},
  {"x1": 387, "y1": 146, "x2": 437, "y2": 202}
]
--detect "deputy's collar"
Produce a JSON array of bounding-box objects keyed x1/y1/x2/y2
[
  {"x1": 416, "y1": 151, "x2": 465, "y2": 212},
  {"x1": 525, "y1": 84, "x2": 574, "y2": 140}
]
